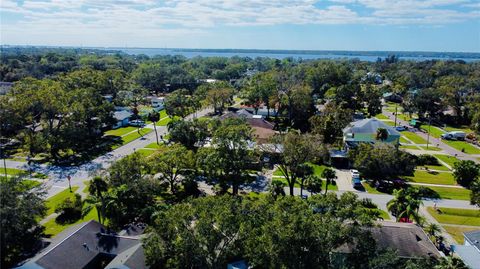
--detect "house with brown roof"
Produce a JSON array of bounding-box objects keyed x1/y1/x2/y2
[{"x1": 220, "y1": 110, "x2": 277, "y2": 143}]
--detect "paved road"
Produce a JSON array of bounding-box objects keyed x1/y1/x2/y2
[
  {"x1": 5, "y1": 108, "x2": 213, "y2": 198},
  {"x1": 383, "y1": 105, "x2": 480, "y2": 163}
]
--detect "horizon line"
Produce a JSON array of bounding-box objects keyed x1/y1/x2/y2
[{"x1": 2, "y1": 44, "x2": 480, "y2": 55}]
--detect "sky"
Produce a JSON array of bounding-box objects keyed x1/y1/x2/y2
[{"x1": 1, "y1": 0, "x2": 479, "y2": 52}]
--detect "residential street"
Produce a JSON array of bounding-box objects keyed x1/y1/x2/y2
[
  {"x1": 382, "y1": 105, "x2": 480, "y2": 163},
  {"x1": 4, "y1": 108, "x2": 213, "y2": 198}
]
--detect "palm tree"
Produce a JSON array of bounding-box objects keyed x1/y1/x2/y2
[
  {"x1": 425, "y1": 223, "x2": 441, "y2": 238},
  {"x1": 87, "y1": 176, "x2": 108, "y2": 224},
  {"x1": 305, "y1": 175, "x2": 322, "y2": 195},
  {"x1": 376, "y1": 127, "x2": 389, "y2": 141},
  {"x1": 148, "y1": 112, "x2": 160, "y2": 145},
  {"x1": 387, "y1": 188, "x2": 423, "y2": 223},
  {"x1": 321, "y1": 168, "x2": 337, "y2": 195}
]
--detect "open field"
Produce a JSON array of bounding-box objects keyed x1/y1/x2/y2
[
  {"x1": 427, "y1": 207, "x2": 480, "y2": 226},
  {"x1": 442, "y1": 225, "x2": 479, "y2": 244},
  {"x1": 404, "y1": 170, "x2": 455, "y2": 185}
]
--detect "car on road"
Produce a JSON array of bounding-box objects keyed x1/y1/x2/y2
[
  {"x1": 441, "y1": 131, "x2": 466, "y2": 141},
  {"x1": 129, "y1": 120, "x2": 145, "y2": 127}
]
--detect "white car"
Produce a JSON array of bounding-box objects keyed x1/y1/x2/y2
[{"x1": 350, "y1": 169, "x2": 360, "y2": 179}]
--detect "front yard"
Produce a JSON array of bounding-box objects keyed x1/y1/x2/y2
[
  {"x1": 403, "y1": 170, "x2": 455, "y2": 185},
  {"x1": 427, "y1": 207, "x2": 480, "y2": 226}
]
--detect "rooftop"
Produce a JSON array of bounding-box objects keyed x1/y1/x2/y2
[{"x1": 343, "y1": 118, "x2": 401, "y2": 136}]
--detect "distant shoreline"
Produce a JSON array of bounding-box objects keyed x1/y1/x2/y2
[{"x1": 2, "y1": 45, "x2": 480, "y2": 61}]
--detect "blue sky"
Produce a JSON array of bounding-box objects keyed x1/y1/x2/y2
[{"x1": 1, "y1": 0, "x2": 479, "y2": 52}]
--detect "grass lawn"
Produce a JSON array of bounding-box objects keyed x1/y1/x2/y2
[
  {"x1": 444, "y1": 126, "x2": 473, "y2": 133},
  {"x1": 273, "y1": 163, "x2": 327, "y2": 178},
  {"x1": 443, "y1": 140, "x2": 480, "y2": 155},
  {"x1": 427, "y1": 207, "x2": 480, "y2": 226},
  {"x1": 43, "y1": 206, "x2": 99, "y2": 237},
  {"x1": 3, "y1": 168, "x2": 26, "y2": 176},
  {"x1": 402, "y1": 132, "x2": 427, "y2": 144},
  {"x1": 420, "y1": 125, "x2": 445, "y2": 138},
  {"x1": 417, "y1": 164, "x2": 450, "y2": 171},
  {"x1": 420, "y1": 146, "x2": 442, "y2": 151},
  {"x1": 137, "y1": 148, "x2": 156, "y2": 157},
  {"x1": 404, "y1": 170, "x2": 455, "y2": 185},
  {"x1": 374, "y1": 114, "x2": 390, "y2": 120},
  {"x1": 423, "y1": 186, "x2": 470, "y2": 200},
  {"x1": 442, "y1": 225, "x2": 479, "y2": 244},
  {"x1": 434, "y1": 154, "x2": 460, "y2": 168},
  {"x1": 111, "y1": 128, "x2": 153, "y2": 150},
  {"x1": 400, "y1": 145, "x2": 421, "y2": 150},
  {"x1": 383, "y1": 121, "x2": 396, "y2": 126},
  {"x1": 45, "y1": 186, "x2": 80, "y2": 216},
  {"x1": 23, "y1": 179, "x2": 41, "y2": 189},
  {"x1": 157, "y1": 116, "x2": 172, "y2": 126},
  {"x1": 145, "y1": 142, "x2": 162, "y2": 149},
  {"x1": 105, "y1": 126, "x2": 137, "y2": 137},
  {"x1": 399, "y1": 137, "x2": 411, "y2": 144}
]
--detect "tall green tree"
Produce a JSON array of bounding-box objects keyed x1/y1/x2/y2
[
  {"x1": 271, "y1": 132, "x2": 320, "y2": 196},
  {"x1": 453, "y1": 160, "x2": 480, "y2": 187},
  {"x1": 151, "y1": 144, "x2": 195, "y2": 194},
  {"x1": 321, "y1": 168, "x2": 336, "y2": 195},
  {"x1": 1, "y1": 177, "x2": 46, "y2": 268},
  {"x1": 387, "y1": 188, "x2": 423, "y2": 223}
]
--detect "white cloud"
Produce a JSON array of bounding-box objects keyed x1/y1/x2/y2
[{"x1": 1, "y1": 0, "x2": 479, "y2": 46}]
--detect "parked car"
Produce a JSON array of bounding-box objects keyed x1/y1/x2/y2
[
  {"x1": 395, "y1": 126, "x2": 407, "y2": 131},
  {"x1": 129, "y1": 119, "x2": 145, "y2": 127},
  {"x1": 352, "y1": 177, "x2": 362, "y2": 189},
  {"x1": 350, "y1": 169, "x2": 360, "y2": 179},
  {"x1": 441, "y1": 131, "x2": 466, "y2": 141}
]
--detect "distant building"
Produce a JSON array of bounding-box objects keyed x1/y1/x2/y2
[
  {"x1": 17, "y1": 220, "x2": 148, "y2": 269},
  {"x1": 453, "y1": 230, "x2": 480, "y2": 269},
  {"x1": 343, "y1": 118, "x2": 401, "y2": 147},
  {"x1": 383, "y1": 92, "x2": 403, "y2": 103},
  {"x1": 220, "y1": 109, "x2": 276, "y2": 143},
  {"x1": 0, "y1": 81, "x2": 13, "y2": 95},
  {"x1": 149, "y1": 96, "x2": 165, "y2": 111}
]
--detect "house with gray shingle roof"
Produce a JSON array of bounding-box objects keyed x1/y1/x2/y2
[
  {"x1": 16, "y1": 220, "x2": 148, "y2": 269},
  {"x1": 343, "y1": 118, "x2": 400, "y2": 146}
]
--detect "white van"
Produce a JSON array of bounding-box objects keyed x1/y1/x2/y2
[{"x1": 441, "y1": 131, "x2": 466, "y2": 141}]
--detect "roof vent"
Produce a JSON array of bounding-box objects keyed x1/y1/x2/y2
[{"x1": 83, "y1": 243, "x2": 90, "y2": 251}]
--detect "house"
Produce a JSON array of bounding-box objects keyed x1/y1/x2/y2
[
  {"x1": 453, "y1": 230, "x2": 480, "y2": 269},
  {"x1": 343, "y1": 118, "x2": 401, "y2": 147},
  {"x1": 149, "y1": 96, "x2": 165, "y2": 111},
  {"x1": 113, "y1": 110, "x2": 133, "y2": 129},
  {"x1": 383, "y1": 92, "x2": 403, "y2": 103},
  {"x1": 0, "y1": 81, "x2": 13, "y2": 95},
  {"x1": 17, "y1": 220, "x2": 148, "y2": 269},
  {"x1": 220, "y1": 110, "x2": 276, "y2": 143},
  {"x1": 333, "y1": 222, "x2": 441, "y2": 267},
  {"x1": 244, "y1": 107, "x2": 278, "y2": 118}
]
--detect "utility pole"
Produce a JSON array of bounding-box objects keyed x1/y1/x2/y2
[
  {"x1": 67, "y1": 175, "x2": 72, "y2": 192},
  {"x1": 0, "y1": 140, "x2": 7, "y2": 181},
  {"x1": 394, "y1": 103, "x2": 398, "y2": 127}
]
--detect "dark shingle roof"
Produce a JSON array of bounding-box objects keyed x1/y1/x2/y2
[
  {"x1": 19, "y1": 221, "x2": 147, "y2": 269},
  {"x1": 464, "y1": 230, "x2": 480, "y2": 250},
  {"x1": 343, "y1": 118, "x2": 400, "y2": 136},
  {"x1": 370, "y1": 222, "x2": 440, "y2": 259}
]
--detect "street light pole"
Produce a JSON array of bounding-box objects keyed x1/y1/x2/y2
[
  {"x1": 67, "y1": 175, "x2": 72, "y2": 192},
  {"x1": 394, "y1": 103, "x2": 398, "y2": 127}
]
